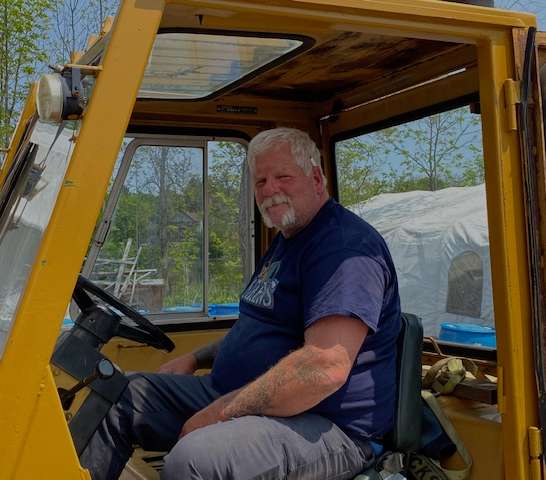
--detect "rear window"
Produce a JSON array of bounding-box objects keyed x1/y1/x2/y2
[{"x1": 335, "y1": 105, "x2": 495, "y2": 349}]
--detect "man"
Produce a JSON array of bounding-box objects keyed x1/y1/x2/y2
[{"x1": 81, "y1": 128, "x2": 401, "y2": 480}]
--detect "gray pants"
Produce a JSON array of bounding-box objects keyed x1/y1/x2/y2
[{"x1": 80, "y1": 373, "x2": 374, "y2": 480}]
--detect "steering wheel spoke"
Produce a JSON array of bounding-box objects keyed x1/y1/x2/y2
[{"x1": 72, "y1": 284, "x2": 95, "y2": 313}]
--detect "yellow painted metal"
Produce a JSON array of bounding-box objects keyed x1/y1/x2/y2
[
  {"x1": 0, "y1": 0, "x2": 165, "y2": 477},
  {"x1": 12, "y1": 367, "x2": 90, "y2": 479},
  {"x1": 477, "y1": 31, "x2": 539, "y2": 479},
  {"x1": 0, "y1": 84, "x2": 37, "y2": 185},
  {"x1": 102, "y1": 329, "x2": 228, "y2": 372},
  {"x1": 165, "y1": 0, "x2": 535, "y2": 44},
  {"x1": 438, "y1": 396, "x2": 503, "y2": 479},
  {"x1": 0, "y1": 1, "x2": 541, "y2": 478},
  {"x1": 292, "y1": 0, "x2": 535, "y2": 28},
  {"x1": 529, "y1": 427, "x2": 543, "y2": 480},
  {"x1": 503, "y1": 78, "x2": 521, "y2": 131},
  {"x1": 531, "y1": 458, "x2": 543, "y2": 480},
  {"x1": 497, "y1": 365, "x2": 505, "y2": 414}
]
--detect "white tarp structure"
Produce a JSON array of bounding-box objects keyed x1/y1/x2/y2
[{"x1": 350, "y1": 184, "x2": 493, "y2": 336}]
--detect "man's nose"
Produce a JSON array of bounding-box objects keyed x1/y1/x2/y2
[{"x1": 261, "y1": 177, "x2": 280, "y2": 197}]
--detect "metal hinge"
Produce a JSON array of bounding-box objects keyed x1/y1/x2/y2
[
  {"x1": 94, "y1": 218, "x2": 112, "y2": 247},
  {"x1": 503, "y1": 79, "x2": 521, "y2": 131},
  {"x1": 528, "y1": 426, "x2": 543, "y2": 480}
]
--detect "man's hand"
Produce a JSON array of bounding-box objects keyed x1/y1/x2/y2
[
  {"x1": 180, "y1": 391, "x2": 238, "y2": 437},
  {"x1": 159, "y1": 340, "x2": 222, "y2": 374},
  {"x1": 158, "y1": 353, "x2": 198, "y2": 375}
]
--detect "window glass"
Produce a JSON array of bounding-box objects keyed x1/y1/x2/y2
[
  {"x1": 0, "y1": 120, "x2": 78, "y2": 356},
  {"x1": 139, "y1": 33, "x2": 303, "y2": 99},
  {"x1": 90, "y1": 145, "x2": 204, "y2": 314},
  {"x1": 86, "y1": 139, "x2": 251, "y2": 320},
  {"x1": 335, "y1": 106, "x2": 494, "y2": 346},
  {"x1": 208, "y1": 141, "x2": 250, "y2": 310}
]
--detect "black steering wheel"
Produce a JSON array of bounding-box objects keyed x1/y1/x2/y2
[{"x1": 72, "y1": 274, "x2": 175, "y2": 352}]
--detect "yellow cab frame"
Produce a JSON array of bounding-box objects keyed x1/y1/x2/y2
[{"x1": 0, "y1": 0, "x2": 545, "y2": 478}]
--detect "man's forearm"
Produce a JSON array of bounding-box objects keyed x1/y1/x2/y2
[
  {"x1": 221, "y1": 345, "x2": 347, "y2": 419},
  {"x1": 193, "y1": 339, "x2": 222, "y2": 370}
]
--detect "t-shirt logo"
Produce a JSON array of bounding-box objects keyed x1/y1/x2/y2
[{"x1": 241, "y1": 261, "x2": 281, "y2": 309}]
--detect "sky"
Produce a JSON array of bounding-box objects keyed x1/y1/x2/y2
[{"x1": 496, "y1": 0, "x2": 546, "y2": 28}]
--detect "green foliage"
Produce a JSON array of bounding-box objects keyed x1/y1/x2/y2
[
  {"x1": 97, "y1": 141, "x2": 247, "y2": 310},
  {"x1": 208, "y1": 141, "x2": 247, "y2": 304},
  {"x1": 337, "y1": 107, "x2": 485, "y2": 207},
  {"x1": 335, "y1": 138, "x2": 388, "y2": 205},
  {"x1": 0, "y1": 0, "x2": 52, "y2": 147}
]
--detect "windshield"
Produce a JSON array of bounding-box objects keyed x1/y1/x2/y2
[{"x1": 0, "y1": 120, "x2": 79, "y2": 357}]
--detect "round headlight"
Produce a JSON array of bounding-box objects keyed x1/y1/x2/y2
[{"x1": 36, "y1": 74, "x2": 65, "y2": 124}]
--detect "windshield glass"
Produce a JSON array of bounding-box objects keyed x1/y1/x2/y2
[{"x1": 0, "y1": 120, "x2": 78, "y2": 357}]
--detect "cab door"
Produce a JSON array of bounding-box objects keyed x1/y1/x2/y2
[
  {"x1": 512, "y1": 27, "x2": 546, "y2": 470},
  {"x1": 72, "y1": 134, "x2": 254, "y2": 372}
]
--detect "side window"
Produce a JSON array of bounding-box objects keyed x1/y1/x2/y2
[
  {"x1": 84, "y1": 138, "x2": 252, "y2": 320},
  {"x1": 335, "y1": 105, "x2": 495, "y2": 347},
  {"x1": 446, "y1": 251, "x2": 483, "y2": 318},
  {"x1": 208, "y1": 141, "x2": 251, "y2": 309}
]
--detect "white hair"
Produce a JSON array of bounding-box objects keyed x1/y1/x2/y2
[
  {"x1": 258, "y1": 193, "x2": 296, "y2": 228},
  {"x1": 247, "y1": 128, "x2": 325, "y2": 182}
]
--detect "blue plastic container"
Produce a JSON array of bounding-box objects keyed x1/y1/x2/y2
[
  {"x1": 208, "y1": 303, "x2": 239, "y2": 317},
  {"x1": 162, "y1": 305, "x2": 202, "y2": 313},
  {"x1": 162, "y1": 303, "x2": 240, "y2": 317},
  {"x1": 439, "y1": 322, "x2": 496, "y2": 348}
]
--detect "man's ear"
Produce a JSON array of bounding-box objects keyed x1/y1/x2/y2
[{"x1": 312, "y1": 165, "x2": 325, "y2": 195}]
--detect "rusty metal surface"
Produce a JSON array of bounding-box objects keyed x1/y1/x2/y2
[{"x1": 231, "y1": 32, "x2": 474, "y2": 102}]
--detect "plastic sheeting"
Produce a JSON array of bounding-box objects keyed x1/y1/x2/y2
[{"x1": 350, "y1": 184, "x2": 493, "y2": 336}]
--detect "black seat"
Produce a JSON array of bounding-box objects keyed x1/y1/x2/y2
[{"x1": 356, "y1": 312, "x2": 423, "y2": 479}]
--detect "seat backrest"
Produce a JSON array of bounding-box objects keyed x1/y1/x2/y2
[{"x1": 386, "y1": 312, "x2": 423, "y2": 452}]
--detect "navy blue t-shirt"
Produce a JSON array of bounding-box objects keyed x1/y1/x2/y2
[{"x1": 210, "y1": 199, "x2": 401, "y2": 439}]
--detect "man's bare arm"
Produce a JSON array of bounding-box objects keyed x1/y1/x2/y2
[
  {"x1": 159, "y1": 339, "x2": 222, "y2": 374},
  {"x1": 194, "y1": 340, "x2": 222, "y2": 369},
  {"x1": 222, "y1": 315, "x2": 368, "y2": 418}
]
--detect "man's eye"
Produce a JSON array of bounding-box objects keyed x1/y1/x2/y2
[
  {"x1": 255, "y1": 180, "x2": 265, "y2": 187},
  {"x1": 278, "y1": 176, "x2": 292, "y2": 181}
]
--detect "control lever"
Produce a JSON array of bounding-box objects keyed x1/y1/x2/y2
[{"x1": 59, "y1": 358, "x2": 115, "y2": 410}]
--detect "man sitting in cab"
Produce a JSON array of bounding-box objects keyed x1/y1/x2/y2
[{"x1": 81, "y1": 128, "x2": 401, "y2": 480}]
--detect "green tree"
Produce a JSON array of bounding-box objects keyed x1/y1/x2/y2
[
  {"x1": 0, "y1": 0, "x2": 51, "y2": 148},
  {"x1": 208, "y1": 141, "x2": 247, "y2": 303},
  {"x1": 380, "y1": 108, "x2": 483, "y2": 192},
  {"x1": 335, "y1": 138, "x2": 387, "y2": 205},
  {"x1": 51, "y1": 0, "x2": 119, "y2": 62},
  {"x1": 336, "y1": 107, "x2": 485, "y2": 208}
]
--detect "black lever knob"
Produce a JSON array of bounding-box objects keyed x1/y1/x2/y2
[{"x1": 59, "y1": 358, "x2": 115, "y2": 410}]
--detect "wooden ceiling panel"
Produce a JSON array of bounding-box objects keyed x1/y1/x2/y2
[{"x1": 231, "y1": 31, "x2": 476, "y2": 103}]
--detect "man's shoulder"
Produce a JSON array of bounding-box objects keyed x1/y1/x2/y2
[{"x1": 318, "y1": 200, "x2": 387, "y2": 251}]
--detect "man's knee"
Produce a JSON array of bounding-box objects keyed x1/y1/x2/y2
[
  {"x1": 161, "y1": 417, "x2": 290, "y2": 480},
  {"x1": 161, "y1": 430, "x2": 220, "y2": 480}
]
